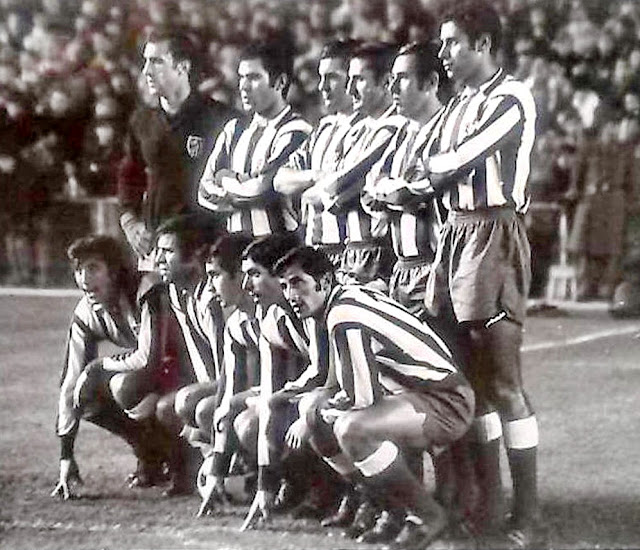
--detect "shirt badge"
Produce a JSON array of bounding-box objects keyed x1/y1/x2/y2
[{"x1": 186, "y1": 135, "x2": 204, "y2": 158}]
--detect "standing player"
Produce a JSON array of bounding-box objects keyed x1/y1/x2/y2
[
  {"x1": 52, "y1": 235, "x2": 165, "y2": 500},
  {"x1": 363, "y1": 40, "x2": 448, "y2": 319},
  {"x1": 308, "y1": 42, "x2": 399, "y2": 288},
  {"x1": 119, "y1": 29, "x2": 237, "y2": 268},
  {"x1": 274, "y1": 39, "x2": 362, "y2": 267},
  {"x1": 198, "y1": 39, "x2": 312, "y2": 238},
  {"x1": 406, "y1": 1, "x2": 541, "y2": 545},
  {"x1": 275, "y1": 247, "x2": 474, "y2": 549}
]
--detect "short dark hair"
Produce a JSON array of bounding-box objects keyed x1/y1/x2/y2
[
  {"x1": 274, "y1": 246, "x2": 335, "y2": 283},
  {"x1": 396, "y1": 40, "x2": 452, "y2": 103},
  {"x1": 243, "y1": 233, "x2": 300, "y2": 273},
  {"x1": 438, "y1": 0, "x2": 502, "y2": 55},
  {"x1": 320, "y1": 39, "x2": 360, "y2": 71},
  {"x1": 240, "y1": 36, "x2": 295, "y2": 98},
  {"x1": 156, "y1": 214, "x2": 223, "y2": 262},
  {"x1": 146, "y1": 28, "x2": 201, "y2": 86},
  {"x1": 207, "y1": 233, "x2": 253, "y2": 276},
  {"x1": 351, "y1": 42, "x2": 397, "y2": 85}
]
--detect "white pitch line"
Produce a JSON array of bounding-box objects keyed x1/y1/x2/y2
[
  {"x1": 0, "y1": 287, "x2": 82, "y2": 297},
  {"x1": 522, "y1": 324, "x2": 640, "y2": 352}
]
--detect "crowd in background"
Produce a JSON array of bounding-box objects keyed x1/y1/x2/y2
[{"x1": 0, "y1": 0, "x2": 639, "y2": 296}]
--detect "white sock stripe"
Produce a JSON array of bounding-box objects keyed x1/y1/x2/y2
[
  {"x1": 323, "y1": 453, "x2": 357, "y2": 476},
  {"x1": 474, "y1": 412, "x2": 503, "y2": 443},
  {"x1": 504, "y1": 416, "x2": 539, "y2": 449},
  {"x1": 354, "y1": 440, "x2": 399, "y2": 477}
]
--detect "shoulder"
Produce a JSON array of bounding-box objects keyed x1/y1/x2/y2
[
  {"x1": 491, "y1": 75, "x2": 536, "y2": 110},
  {"x1": 137, "y1": 272, "x2": 165, "y2": 305}
]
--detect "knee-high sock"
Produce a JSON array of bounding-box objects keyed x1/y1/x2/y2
[
  {"x1": 470, "y1": 412, "x2": 504, "y2": 526},
  {"x1": 504, "y1": 416, "x2": 539, "y2": 526},
  {"x1": 354, "y1": 441, "x2": 442, "y2": 522}
]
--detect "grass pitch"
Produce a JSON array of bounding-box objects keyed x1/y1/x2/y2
[{"x1": 1, "y1": 293, "x2": 640, "y2": 549}]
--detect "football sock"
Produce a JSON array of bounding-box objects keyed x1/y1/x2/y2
[{"x1": 504, "y1": 415, "x2": 539, "y2": 527}]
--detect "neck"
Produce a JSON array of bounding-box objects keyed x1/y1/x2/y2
[
  {"x1": 413, "y1": 94, "x2": 442, "y2": 125},
  {"x1": 159, "y1": 82, "x2": 191, "y2": 115},
  {"x1": 370, "y1": 94, "x2": 392, "y2": 119},
  {"x1": 259, "y1": 96, "x2": 288, "y2": 121},
  {"x1": 465, "y1": 59, "x2": 499, "y2": 90}
]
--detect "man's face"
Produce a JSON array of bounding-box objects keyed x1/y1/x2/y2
[
  {"x1": 318, "y1": 57, "x2": 349, "y2": 114},
  {"x1": 241, "y1": 257, "x2": 282, "y2": 305},
  {"x1": 75, "y1": 255, "x2": 115, "y2": 306},
  {"x1": 142, "y1": 40, "x2": 183, "y2": 98},
  {"x1": 206, "y1": 256, "x2": 242, "y2": 308},
  {"x1": 388, "y1": 53, "x2": 424, "y2": 117},
  {"x1": 279, "y1": 265, "x2": 328, "y2": 319},
  {"x1": 347, "y1": 57, "x2": 385, "y2": 115},
  {"x1": 238, "y1": 58, "x2": 279, "y2": 114},
  {"x1": 155, "y1": 232, "x2": 185, "y2": 283},
  {"x1": 439, "y1": 21, "x2": 481, "y2": 85}
]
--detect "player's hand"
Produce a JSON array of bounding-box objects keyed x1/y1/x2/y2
[
  {"x1": 285, "y1": 417, "x2": 308, "y2": 450},
  {"x1": 51, "y1": 458, "x2": 83, "y2": 500},
  {"x1": 196, "y1": 475, "x2": 226, "y2": 517},
  {"x1": 319, "y1": 407, "x2": 348, "y2": 425},
  {"x1": 240, "y1": 490, "x2": 274, "y2": 531}
]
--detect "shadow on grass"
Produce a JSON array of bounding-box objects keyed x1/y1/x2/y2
[{"x1": 542, "y1": 497, "x2": 640, "y2": 548}]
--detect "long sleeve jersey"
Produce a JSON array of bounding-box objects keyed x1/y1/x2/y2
[{"x1": 198, "y1": 106, "x2": 312, "y2": 236}]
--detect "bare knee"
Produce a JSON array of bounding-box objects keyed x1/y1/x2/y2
[
  {"x1": 489, "y1": 382, "x2": 532, "y2": 420},
  {"x1": 109, "y1": 372, "x2": 138, "y2": 410},
  {"x1": 334, "y1": 413, "x2": 369, "y2": 456},
  {"x1": 156, "y1": 394, "x2": 178, "y2": 430},
  {"x1": 195, "y1": 396, "x2": 216, "y2": 433},
  {"x1": 174, "y1": 387, "x2": 197, "y2": 426}
]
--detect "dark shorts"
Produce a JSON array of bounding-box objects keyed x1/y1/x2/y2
[
  {"x1": 425, "y1": 208, "x2": 531, "y2": 324},
  {"x1": 341, "y1": 239, "x2": 394, "y2": 285},
  {"x1": 401, "y1": 383, "x2": 475, "y2": 449},
  {"x1": 389, "y1": 256, "x2": 433, "y2": 319}
]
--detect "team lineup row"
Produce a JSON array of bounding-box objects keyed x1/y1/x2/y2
[{"x1": 53, "y1": 1, "x2": 542, "y2": 549}]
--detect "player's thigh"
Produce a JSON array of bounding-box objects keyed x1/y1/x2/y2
[
  {"x1": 174, "y1": 382, "x2": 217, "y2": 421},
  {"x1": 195, "y1": 394, "x2": 218, "y2": 431},
  {"x1": 109, "y1": 369, "x2": 155, "y2": 410},
  {"x1": 335, "y1": 395, "x2": 431, "y2": 451}
]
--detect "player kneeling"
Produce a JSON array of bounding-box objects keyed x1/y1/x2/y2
[{"x1": 275, "y1": 247, "x2": 475, "y2": 548}]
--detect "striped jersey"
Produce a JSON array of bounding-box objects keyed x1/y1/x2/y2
[
  {"x1": 102, "y1": 283, "x2": 216, "y2": 388},
  {"x1": 324, "y1": 107, "x2": 405, "y2": 243},
  {"x1": 365, "y1": 114, "x2": 443, "y2": 260},
  {"x1": 286, "y1": 111, "x2": 364, "y2": 247},
  {"x1": 198, "y1": 105, "x2": 312, "y2": 236},
  {"x1": 416, "y1": 69, "x2": 536, "y2": 213},
  {"x1": 57, "y1": 295, "x2": 139, "y2": 437},
  {"x1": 323, "y1": 285, "x2": 464, "y2": 408},
  {"x1": 212, "y1": 305, "x2": 260, "y2": 456}
]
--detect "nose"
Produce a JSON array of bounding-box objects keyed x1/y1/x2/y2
[
  {"x1": 389, "y1": 75, "x2": 399, "y2": 94},
  {"x1": 347, "y1": 77, "x2": 356, "y2": 97},
  {"x1": 142, "y1": 59, "x2": 151, "y2": 77},
  {"x1": 438, "y1": 41, "x2": 449, "y2": 60},
  {"x1": 239, "y1": 77, "x2": 249, "y2": 92},
  {"x1": 241, "y1": 273, "x2": 251, "y2": 292},
  {"x1": 155, "y1": 248, "x2": 165, "y2": 264},
  {"x1": 78, "y1": 268, "x2": 89, "y2": 288},
  {"x1": 318, "y1": 76, "x2": 329, "y2": 93}
]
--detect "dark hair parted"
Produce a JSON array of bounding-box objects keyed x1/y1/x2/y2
[
  {"x1": 156, "y1": 214, "x2": 224, "y2": 262},
  {"x1": 320, "y1": 39, "x2": 361, "y2": 71},
  {"x1": 396, "y1": 40, "x2": 453, "y2": 103},
  {"x1": 240, "y1": 34, "x2": 295, "y2": 98},
  {"x1": 145, "y1": 27, "x2": 201, "y2": 86},
  {"x1": 437, "y1": 0, "x2": 502, "y2": 55},
  {"x1": 207, "y1": 233, "x2": 253, "y2": 277},
  {"x1": 243, "y1": 233, "x2": 300, "y2": 273},
  {"x1": 274, "y1": 246, "x2": 335, "y2": 284},
  {"x1": 352, "y1": 42, "x2": 398, "y2": 85}
]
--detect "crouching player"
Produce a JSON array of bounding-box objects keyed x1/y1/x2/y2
[
  {"x1": 52, "y1": 235, "x2": 166, "y2": 500},
  {"x1": 275, "y1": 247, "x2": 475, "y2": 549}
]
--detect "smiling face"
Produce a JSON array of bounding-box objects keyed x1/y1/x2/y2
[
  {"x1": 142, "y1": 39, "x2": 183, "y2": 99},
  {"x1": 318, "y1": 56, "x2": 349, "y2": 114},
  {"x1": 206, "y1": 255, "x2": 242, "y2": 308},
  {"x1": 347, "y1": 57, "x2": 385, "y2": 115},
  {"x1": 388, "y1": 53, "x2": 425, "y2": 117},
  {"x1": 241, "y1": 257, "x2": 282, "y2": 306},
  {"x1": 76, "y1": 255, "x2": 115, "y2": 306},
  {"x1": 439, "y1": 21, "x2": 482, "y2": 86},
  {"x1": 279, "y1": 265, "x2": 328, "y2": 319},
  {"x1": 237, "y1": 58, "x2": 280, "y2": 115}
]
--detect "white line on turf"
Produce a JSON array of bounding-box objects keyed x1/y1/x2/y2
[
  {"x1": 0, "y1": 287, "x2": 83, "y2": 297},
  {"x1": 522, "y1": 324, "x2": 640, "y2": 352}
]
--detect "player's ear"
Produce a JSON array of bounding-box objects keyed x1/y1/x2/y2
[
  {"x1": 319, "y1": 272, "x2": 332, "y2": 293},
  {"x1": 177, "y1": 59, "x2": 191, "y2": 77},
  {"x1": 475, "y1": 33, "x2": 491, "y2": 54},
  {"x1": 274, "y1": 73, "x2": 288, "y2": 94}
]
